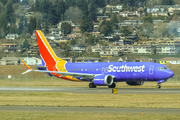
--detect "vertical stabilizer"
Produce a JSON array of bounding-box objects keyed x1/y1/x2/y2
[{"x1": 35, "y1": 30, "x2": 67, "y2": 72}]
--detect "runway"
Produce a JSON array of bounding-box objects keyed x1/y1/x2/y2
[
  {"x1": 0, "y1": 106, "x2": 180, "y2": 113},
  {"x1": 0, "y1": 87, "x2": 180, "y2": 113},
  {"x1": 0, "y1": 87, "x2": 180, "y2": 94}
]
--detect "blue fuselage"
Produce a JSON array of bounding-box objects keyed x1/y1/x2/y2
[{"x1": 65, "y1": 62, "x2": 174, "y2": 82}]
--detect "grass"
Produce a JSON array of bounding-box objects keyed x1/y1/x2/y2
[
  {"x1": 0, "y1": 76, "x2": 180, "y2": 88},
  {"x1": 0, "y1": 92, "x2": 180, "y2": 108},
  {"x1": 0, "y1": 111, "x2": 180, "y2": 120}
]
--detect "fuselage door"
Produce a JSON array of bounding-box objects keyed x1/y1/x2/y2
[{"x1": 149, "y1": 65, "x2": 154, "y2": 74}]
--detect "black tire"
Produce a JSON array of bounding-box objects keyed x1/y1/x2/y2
[
  {"x1": 156, "y1": 85, "x2": 161, "y2": 89},
  {"x1": 108, "y1": 83, "x2": 116, "y2": 88},
  {"x1": 89, "y1": 83, "x2": 96, "y2": 88}
]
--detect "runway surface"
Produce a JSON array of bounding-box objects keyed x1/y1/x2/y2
[
  {"x1": 0, "y1": 87, "x2": 180, "y2": 113},
  {"x1": 0, "y1": 87, "x2": 180, "y2": 94},
  {"x1": 0, "y1": 106, "x2": 180, "y2": 113}
]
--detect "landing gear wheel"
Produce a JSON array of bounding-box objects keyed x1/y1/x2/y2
[
  {"x1": 89, "y1": 83, "x2": 96, "y2": 88},
  {"x1": 156, "y1": 84, "x2": 161, "y2": 89},
  {"x1": 108, "y1": 83, "x2": 116, "y2": 88}
]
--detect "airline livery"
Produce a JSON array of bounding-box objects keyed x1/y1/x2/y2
[{"x1": 22, "y1": 30, "x2": 174, "y2": 88}]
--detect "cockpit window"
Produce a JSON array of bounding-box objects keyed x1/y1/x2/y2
[
  {"x1": 158, "y1": 67, "x2": 163, "y2": 70},
  {"x1": 158, "y1": 67, "x2": 168, "y2": 70}
]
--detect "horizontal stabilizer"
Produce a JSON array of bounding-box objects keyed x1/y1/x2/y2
[
  {"x1": 22, "y1": 70, "x2": 32, "y2": 74},
  {"x1": 21, "y1": 59, "x2": 33, "y2": 74}
]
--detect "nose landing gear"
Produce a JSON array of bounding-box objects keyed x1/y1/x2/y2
[{"x1": 156, "y1": 80, "x2": 166, "y2": 89}]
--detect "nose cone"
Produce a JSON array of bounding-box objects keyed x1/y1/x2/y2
[{"x1": 167, "y1": 70, "x2": 174, "y2": 78}]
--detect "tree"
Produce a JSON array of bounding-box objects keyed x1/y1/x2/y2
[
  {"x1": 21, "y1": 0, "x2": 29, "y2": 5},
  {"x1": 24, "y1": 16, "x2": 28, "y2": 27},
  {"x1": 0, "y1": 28, "x2": 6, "y2": 38},
  {"x1": 111, "y1": 14, "x2": 119, "y2": 29},
  {"x1": 110, "y1": 0, "x2": 121, "y2": 5},
  {"x1": 80, "y1": 15, "x2": 93, "y2": 33},
  {"x1": 143, "y1": 16, "x2": 153, "y2": 23},
  {"x1": 8, "y1": 24, "x2": 18, "y2": 34},
  {"x1": 0, "y1": 2, "x2": 4, "y2": 13},
  {"x1": 47, "y1": 4, "x2": 57, "y2": 25},
  {"x1": 64, "y1": 6, "x2": 83, "y2": 24},
  {"x1": 76, "y1": 0, "x2": 88, "y2": 15},
  {"x1": 89, "y1": 0, "x2": 98, "y2": 21},
  {"x1": 145, "y1": 23, "x2": 154, "y2": 37},
  {"x1": 28, "y1": 17, "x2": 36, "y2": 34},
  {"x1": 40, "y1": 0, "x2": 50, "y2": 13},
  {"x1": 153, "y1": 48, "x2": 157, "y2": 55},
  {"x1": 95, "y1": 0, "x2": 106, "y2": 8},
  {"x1": 146, "y1": 0, "x2": 162, "y2": 7},
  {"x1": 55, "y1": 0, "x2": 62, "y2": 22},
  {"x1": 18, "y1": 16, "x2": 24, "y2": 35},
  {"x1": 57, "y1": 0, "x2": 66, "y2": 20},
  {"x1": 111, "y1": 14, "x2": 119, "y2": 23},
  {"x1": 162, "y1": 0, "x2": 174, "y2": 5},
  {"x1": 99, "y1": 20, "x2": 113, "y2": 36},
  {"x1": 44, "y1": 20, "x2": 49, "y2": 34},
  {"x1": 12, "y1": 0, "x2": 20, "y2": 3},
  {"x1": 61, "y1": 22, "x2": 72, "y2": 35},
  {"x1": 35, "y1": 0, "x2": 40, "y2": 11},
  {"x1": 64, "y1": 45, "x2": 71, "y2": 57},
  {"x1": 120, "y1": 26, "x2": 132, "y2": 36},
  {"x1": 22, "y1": 39, "x2": 30, "y2": 50},
  {"x1": 5, "y1": 1, "x2": 15, "y2": 25},
  {"x1": 70, "y1": 39, "x2": 76, "y2": 45},
  {"x1": 86, "y1": 34, "x2": 94, "y2": 45},
  {"x1": 33, "y1": 12, "x2": 43, "y2": 21},
  {"x1": 54, "y1": 0, "x2": 66, "y2": 21},
  {"x1": 0, "y1": 13, "x2": 8, "y2": 35},
  {"x1": 21, "y1": 27, "x2": 28, "y2": 39},
  {"x1": 94, "y1": 37, "x2": 99, "y2": 43},
  {"x1": 36, "y1": 18, "x2": 41, "y2": 30},
  {"x1": 0, "y1": 0, "x2": 7, "y2": 5}
]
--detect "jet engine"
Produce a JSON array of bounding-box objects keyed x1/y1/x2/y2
[
  {"x1": 126, "y1": 81, "x2": 144, "y2": 86},
  {"x1": 93, "y1": 74, "x2": 113, "y2": 86}
]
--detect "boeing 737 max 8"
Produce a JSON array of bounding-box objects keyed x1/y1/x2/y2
[{"x1": 21, "y1": 30, "x2": 174, "y2": 88}]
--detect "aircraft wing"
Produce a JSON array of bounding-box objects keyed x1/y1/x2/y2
[
  {"x1": 21, "y1": 59, "x2": 95, "y2": 79},
  {"x1": 32, "y1": 70, "x2": 95, "y2": 78}
]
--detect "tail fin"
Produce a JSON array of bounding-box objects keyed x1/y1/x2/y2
[{"x1": 35, "y1": 30, "x2": 67, "y2": 72}]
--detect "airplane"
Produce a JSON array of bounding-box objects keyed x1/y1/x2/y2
[{"x1": 21, "y1": 30, "x2": 174, "y2": 89}]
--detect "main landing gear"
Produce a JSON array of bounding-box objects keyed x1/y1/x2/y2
[
  {"x1": 108, "y1": 83, "x2": 116, "y2": 88},
  {"x1": 156, "y1": 83, "x2": 161, "y2": 89},
  {"x1": 89, "y1": 83, "x2": 96, "y2": 88}
]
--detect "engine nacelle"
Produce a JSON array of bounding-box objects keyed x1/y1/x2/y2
[
  {"x1": 93, "y1": 74, "x2": 113, "y2": 86},
  {"x1": 126, "y1": 81, "x2": 144, "y2": 86}
]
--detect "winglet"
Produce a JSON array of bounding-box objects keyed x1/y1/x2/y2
[
  {"x1": 21, "y1": 59, "x2": 33, "y2": 74},
  {"x1": 21, "y1": 59, "x2": 32, "y2": 70}
]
